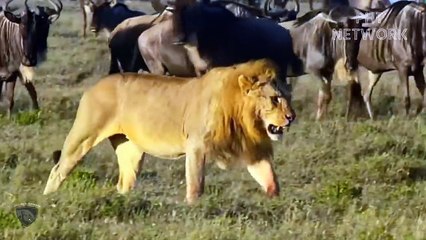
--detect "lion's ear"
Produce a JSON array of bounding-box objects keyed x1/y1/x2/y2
[
  {"x1": 238, "y1": 75, "x2": 254, "y2": 95},
  {"x1": 265, "y1": 69, "x2": 276, "y2": 80}
]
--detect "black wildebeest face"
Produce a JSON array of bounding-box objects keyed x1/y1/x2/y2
[
  {"x1": 174, "y1": 2, "x2": 235, "y2": 45},
  {"x1": 34, "y1": 0, "x2": 63, "y2": 62},
  {"x1": 3, "y1": 0, "x2": 62, "y2": 66},
  {"x1": 3, "y1": 0, "x2": 38, "y2": 66},
  {"x1": 87, "y1": 0, "x2": 112, "y2": 33}
]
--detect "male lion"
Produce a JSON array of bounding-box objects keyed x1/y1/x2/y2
[{"x1": 42, "y1": 59, "x2": 295, "y2": 204}]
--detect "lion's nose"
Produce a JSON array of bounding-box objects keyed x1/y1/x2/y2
[{"x1": 285, "y1": 114, "x2": 295, "y2": 127}]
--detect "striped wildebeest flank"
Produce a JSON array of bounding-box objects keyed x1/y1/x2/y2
[
  {"x1": 84, "y1": 0, "x2": 146, "y2": 37},
  {"x1": 279, "y1": 6, "x2": 368, "y2": 120},
  {"x1": 349, "y1": 1, "x2": 426, "y2": 119},
  {"x1": 0, "y1": 0, "x2": 62, "y2": 118},
  {"x1": 308, "y1": 0, "x2": 391, "y2": 10}
]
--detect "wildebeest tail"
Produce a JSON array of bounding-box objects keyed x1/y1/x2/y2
[{"x1": 109, "y1": 50, "x2": 121, "y2": 74}]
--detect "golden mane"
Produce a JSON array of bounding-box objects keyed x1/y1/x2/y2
[{"x1": 204, "y1": 59, "x2": 279, "y2": 165}]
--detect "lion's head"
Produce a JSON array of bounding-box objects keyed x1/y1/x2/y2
[
  {"x1": 237, "y1": 66, "x2": 295, "y2": 141},
  {"x1": 209, "y1": 59, "x2": 296, "y2": 161}
]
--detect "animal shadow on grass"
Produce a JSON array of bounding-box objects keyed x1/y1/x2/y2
[
  {"x1": 346, "y1": 94, "x2": 396, "y2": 121},
  {"x1": 405, "y1": 167, "x2": 426, "y2": 182}
]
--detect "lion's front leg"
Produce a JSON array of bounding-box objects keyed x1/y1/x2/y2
[
  {"x1": 247, "y1": 159, "x2": 279, "y2": 197},
  {"x1": 185, "y1": 148, "x2": 206, "y2": 205}
]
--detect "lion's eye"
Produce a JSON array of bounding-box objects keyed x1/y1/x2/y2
[{"x1": 271, "y1": 96, "x2": 280, "y2": 105}]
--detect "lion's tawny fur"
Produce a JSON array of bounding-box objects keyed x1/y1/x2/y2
[
  {"x1": 19, "y1": 64, "x2": 36, "y2": 83},
  {"x1": 333, "y1": 58, "x2": 358, "y2": 83},
  {"x1": 43, "y1": 59, "x2": 294, "y2": 203}
]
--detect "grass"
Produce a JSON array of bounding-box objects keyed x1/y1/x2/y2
[{"x1": 1, "y1": 1, "x2": 426, "y2": 239}]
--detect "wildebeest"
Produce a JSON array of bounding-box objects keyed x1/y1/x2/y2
[
  {"x1": 0, "y1": 0, "x2": 62, "y2": 117},
  {"x1": 309, "y1": 0, "x2": 391, "y2": 10},
  {"x1": 110, "y1": 0, "x2": 300, "y2": 77},
  {"x1": 137, "y1": 0, "x2": 301, "y2": 77},
  {"x1": 279, "y1": 6, "x2": 368, "y2": 120},
  {"x1": 79, "y1": 0, "x2": 112, "y2": 38},
  {"x1": 137, "y1": 8, "x2": 208, "y2": 77},
  {"x1": 85, "y1": 0, "x2": 146, "y2": 37},
  {"x1": 108, "y1": 9, "x2": 170, "y2": 74},
  {"x1": 167, "y1": 0, "x2": 306, "y2": 96},
  {"x1": 349, "y1": 1, "x2": 426, "y2": 118}
]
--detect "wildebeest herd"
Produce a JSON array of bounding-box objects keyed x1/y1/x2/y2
[{"x1": 1, "y1": 0, "x2": 426, "y2": 202}]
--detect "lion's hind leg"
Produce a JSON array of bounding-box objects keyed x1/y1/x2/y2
[
  {"x1": 43, "y1": 93, "x2": 119, "y2": 195},
  {"x1": 109, "y1": 134, "x2": 145, "y2": 194}
]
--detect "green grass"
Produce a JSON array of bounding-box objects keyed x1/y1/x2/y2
[{"x1": 1, "y1": 2, "x2": 426, "y2": 239}]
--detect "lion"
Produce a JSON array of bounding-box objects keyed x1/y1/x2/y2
[{"x1": 42, "y1": 59, "x2": 296, "y2": 204}]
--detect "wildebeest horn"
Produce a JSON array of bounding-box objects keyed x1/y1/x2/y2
[
  {"x1": 24, "y1": 0, "x2": 29, "y2": 10},
  {"x1": 317, "y1": 13, "x2": 337, "y2": 23},
  {"x1": 47, "y1": 0, "x2": 63, "y2": 22},
  {"x1": 263, "y1": 0, "x2": 300, "y2": 19},
  {"x1": 108, "y1": 0, "x2": 117, "y2": 6},
  {"x1": 5, "y1": 0, "x2": 16, "y2": 12}
]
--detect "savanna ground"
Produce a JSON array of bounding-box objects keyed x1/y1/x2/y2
[{"x1": 1, "y1": 1, "x2": 426, "y2": 239}]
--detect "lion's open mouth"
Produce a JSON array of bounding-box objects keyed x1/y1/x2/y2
[{"x1": 266, "y1": 124, "x2": 284, "y2": 141}]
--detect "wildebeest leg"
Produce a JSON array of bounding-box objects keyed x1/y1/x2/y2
[
  {"x1": 185, "y1": 147, "x2": 206, "y2": 204},
  {"x1": 363, "y1": 71, "x2": 382, "y2": 120},
  {"x1": 20, "y1": 78, "x2": 39, "y2": 110},
  {"x1": 345, "y1": 80, "x2": 364, "y2": 120},
  {"x1": 4, "y1": 74, "x2": 18, "y2": 119},
  {"x1": 309, "y1": 0, "x2": 314, "y2": 10},
  {"x1": 247, "y1": 159, "x2": 279, "y2": 197},
  {"x1": 80, "y1": 0, "x2": 87, "y2": 38},
  {"x1": 396, "y1": 68, "x2": 410, "y2": 116},
  {"x1": 109, "y1": 51, "x2": 121, "y2": 74},
  {"x1": 109, "y1": 134, "x2": 145, "y2": 194},
  {"x1": 315, "y1": 74, "x2": 332, "y2": 121},
  {"x1": 413, "y1": 67, "x2": 425, "y2": 114},
  {"x1": 184, "y1": 44, "x2": 208, "y2": 77},
  {"x1": 0, "y1": 80, "x2": 3, "y2": 102}
]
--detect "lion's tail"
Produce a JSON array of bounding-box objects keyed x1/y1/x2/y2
[{"x1": 52, "y1": 150, "x2": 61, "y2": 164}]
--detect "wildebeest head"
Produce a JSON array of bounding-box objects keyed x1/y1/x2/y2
[
  {"x1": 86, "y1": 0, "x2": 114, "y2": 33},
  {"x1": 263, "y1": 0, "x2": 300, "y2": 21},
  {"x1": 3, "y1": 0, "x2": 62, "y2": 66},
  {"x1": 173, "y1": 0, "x2": 236, "y2": 45}
]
